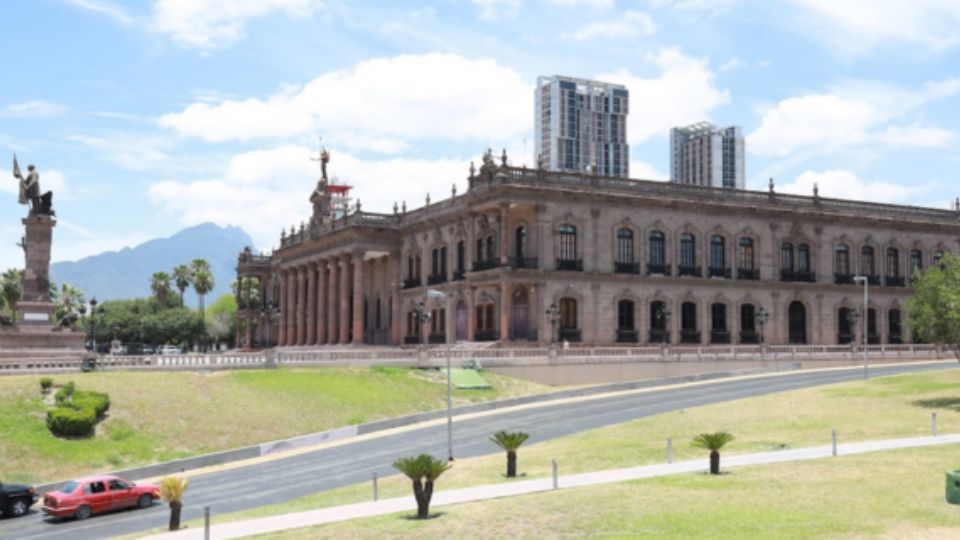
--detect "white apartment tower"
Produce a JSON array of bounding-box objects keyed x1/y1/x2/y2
[
  {"x1": 535, "y1": 75, "x2": 629, "y2": 178},
  {"x1": 670, "y1": 122, "x2": 745, "y2": 189}
]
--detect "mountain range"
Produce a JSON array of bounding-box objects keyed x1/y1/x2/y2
[{"x1": 50, "y1": 223, "x2": 256, "y2": 306}]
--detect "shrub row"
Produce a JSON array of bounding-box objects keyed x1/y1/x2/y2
[{"x1": 46, "y1": 382, "x2": 110, "y2": 437}]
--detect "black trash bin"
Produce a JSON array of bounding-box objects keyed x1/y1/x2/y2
[{"x1": 80, "y1": 355, "x2": 97, "y2": 372}]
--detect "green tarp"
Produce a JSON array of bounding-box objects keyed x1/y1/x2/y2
[{"x1": 442, "y1": 368, "x2": 491, "y2": 389}]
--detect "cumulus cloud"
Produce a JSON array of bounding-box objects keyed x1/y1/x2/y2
[
  {"x1": 551, "y1": 0, "x2": 615, "y2": 8},
  {"x1": 158, "y1": 53, "x2": 532, "y2": 151},
  {"x1": 779, "y1": 169, "x2": 939, "y2": 203},
  {"x1": 749, "y1": 79, "x2": 960, "y2": 157},
  {"x1": 151, "y1": 0, "x2": 321, "y2": 51},
  {"x1": 147, "y1": 145, "x2": 471, "y2": 251},
  {"x1": 569, "y1": 11, "x2": 656, "y2": 41},
  {"x1": 598, "y1": 48, "x2": 730, "y2": 143}
]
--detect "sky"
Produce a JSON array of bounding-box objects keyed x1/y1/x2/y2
[{"x1": 1, "y1": 0, "x2": 959, "y2": 269}]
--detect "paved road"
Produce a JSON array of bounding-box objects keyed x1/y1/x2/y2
[{"x1": 5, "y1": 362, "x2": 955, "y2": 540}]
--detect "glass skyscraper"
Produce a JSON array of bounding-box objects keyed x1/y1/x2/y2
[{"x1": 670, "y1": 122, "x2": 745, "y2": 189}]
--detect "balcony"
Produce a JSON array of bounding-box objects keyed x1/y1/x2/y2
[
  {"x1": 885, "y1": 275, "x2": 906, "y2": 287},
  {"x1": 475, "y1": 330, "x2": 499, "y2": 342},
  {"x1": 403, "y1": 335, "x2": 421, "y2": 345},
  {"x1": 708, "y1": 267, "x2": 731, "y2": 279},
  {"x1": 678, "y1": 265, "x2": 701, "y2": 278},
  {"x1": 646, "y1": 263, "x2": 671, "y2": 276},
  {"x1": 472, "y1": 258, "x2": 501, "y2": 272},
  {"x1": 402, "y1": 278, "x2": 422, "y2": 289},
  {"x1": 556, "y1": 259, "x2": 584, "y2": 272},
  {"x1": 614, "y1": 262, "x2": 640, "y2": 275},
  {"x1": 737, "y1": 268, "x2": 760, "y2": 280},
  {"x1": 680, "y1": 330, "x2": 701, "y2": 344},
  {"x1": 509, "y1": 257, "x2": 539, "y2": 270},
  {"x1": 739, "y1": 331, "x2": 759, "y2": 344},
  {"x1": 559, "y1": 328, "x2": 582, "y2": 342},
  {"x1": 616, "y1": 328, "x2": 639, "y2": 343},
  {"x1": 834, "y1": 273, "x2": 855, "y2": 285},
  {"x1": 710, "y1": 330, "x2": 731, "y2": 344},
  {"x1": 428, "y1": 334, "x2": 446, "y2": 344},
  {"x1": 781, "y1": 269, "x2": 817, "y2": 282},
  {"x1": 866, "y1": 275, "x2": 881, "y2": 286},
  {"x1": 427, "y1": 274, "x2": 447, "y2": 285},
  {"x1": 452, "y1": 269, "x2": 465, "y2": 281},
  {"x1": 649, "y1": 329, "x2": 670, "y2": 343}
]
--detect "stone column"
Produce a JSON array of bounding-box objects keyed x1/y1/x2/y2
[
  {"x1": 467, "y1": 287, "x2": 476, "y2": 341},
  {"x1": 340, "y1": 255, "x2": 351, "y2": 344},
  {"x1": 466, "y1": 212, "x2": 476, "y2": 270},
  {"x1": 286, "y1": 269, "x2": 297, "y2": 346},
  {"x1": 353, "y1": 252, "x2": 365, "y2": 345},
  {"x1": 306, "y1": 262, "x2": 317, "y2": 345},
  {"x1": 499, "y1": 203, "x2": 509, "y2": 266},
  {"x1": 390, "y1": 253, "x2": 402, "y2": 345},
  {"x1": 277, "y1": 270, "x2": 287, "y2": 346},
  {"x1": 499, "y1": 282, "x2": 510, "y2": 342},
  {"x1": 316, "y1": 259, "x2": 327, "y2": 345},
  {"x1": 245, "y1": 313, "x2": 252, "y2": 349},
  {"x1": 294, "y1": 266, "x2": 304, "y2": 346},
  {"x1": 328, "y1": 257, "x2": 339, "y2": 344},
  {"x1": 535, "y1": 203, "x2": 548, "y2": 269}
]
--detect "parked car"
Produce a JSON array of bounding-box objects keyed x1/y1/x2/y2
[
  {"x1": 159, "y1": 345, "x2": 181, "y2": 355},
  {"x1": 0, "y1": 481, "x2": 38, "y2": 518},
  {"x1": 141, "y1": 345, "x2": 155, "y2": 355},
  {"x1": 42, "y1": 475, "x2": 159, "y2": 520}
]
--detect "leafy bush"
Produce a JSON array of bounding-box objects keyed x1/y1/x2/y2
[
  {"x1": 55, "y1": 381, "x2": 77, "y2": 404},
  {"x1": 71, "y1": 391, "x2": 111, "y2": 419},
  {"x1": 40, "y1": 377, "x2": 53, "y2": 393},
  {"x1": 47, "y1": 406, "x2": 96, "y2": 437}
]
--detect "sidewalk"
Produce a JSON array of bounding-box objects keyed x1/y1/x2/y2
[{"x1": 144, "y1": 432, "x2": 960, "y2": 540}]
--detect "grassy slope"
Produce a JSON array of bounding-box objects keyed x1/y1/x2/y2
[
  {"x1": 192, "y1": 368, "x2": 960, "y2": 531},
  {"x1": 0, "y1": 367, "x2": 550, "y2": 484}
]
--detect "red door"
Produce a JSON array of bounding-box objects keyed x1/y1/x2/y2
[
  {"x1": 84, "y1": 481, "x2": 112, "y2": 514},
  {"x1": 108, "y1": 479, "x2": 136, "y2": 510}
]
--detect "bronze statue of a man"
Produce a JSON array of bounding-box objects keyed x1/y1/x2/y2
[{"x1": 13, "y1": 158, "x2": 41, "y2": 214}]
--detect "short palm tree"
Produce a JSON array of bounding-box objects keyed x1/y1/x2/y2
[
  {"x1": 1, "y1": 269, "x2": 23, "y2": 321},
  {"x1": 172, "y1": 264, "x2": 192, "y2": 303},
  {"x1": 490, "y1": 430, "x2": 530, "y2": 478},
  {"x1": 159, "y1": 476, "x2": 189, "y2": 531},
  {"x1": 393, "y1": 454, "x2": 452, "y2": 519},
  {"x1": 693, "y1": 431, "x2": 735, "y2": 475},
  {"x1": 151, "y1": 272, "x2": 172, "y2": 304},
  {"x1": 53, "y1": 283, "x2": 85, "y2": 321}
]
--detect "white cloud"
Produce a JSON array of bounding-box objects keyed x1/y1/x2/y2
[
  {"x1": 551, "y1": 0, "x2": 614, "y2": 8},
  {"x1": 630, "y1": 160, "x2": 666, "y2": 180},
  {"x1": 471, "y1": 0, "x2": 522, "y2": 21},
  {"x1": 1, "y1": 100, "x2": 69, "y2": 117},
  {"x1": 65, "y1": 0, "x2": 135, "y2": 24},
  {"x1": 598, "y1": 48, "x2": 730, "y2": 143},
  {"x1": 67, "y1": 133, "x2": 172, "y2": 170},
  {"x1": 779, "y1": 169, "x2": 939, "y2": 203},
  {"x1": 748, "y1": 79, "x2": 960, "y2": 157},
  {"x1": 719, "y1": 57, "x2": 744, "y2": 71},
  {"x1": 147, "y1": 145, "x2": 471, "y2": 251},
  {"x1": 787, "y1": 0, "x2": 960, "y2": 53},
  {"x1": 151, "y1": 0, "x2": 321, "y2": 51},
  {"x1": 648, "y1": 0, "x2": 735, "y2": 13},
  {"x1": 158, "y1": 53, "x2": 532, "y2": 150},
  {"x1": 569, "y1": 11, "x2": 656, "y2": 41}
]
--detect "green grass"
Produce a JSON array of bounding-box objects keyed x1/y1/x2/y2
[
  {"x1": 186, "y1": 367, "x2": 960, "y2": 530},
  {"x1": 255, "y1": 445, "x2": 960, "y2": 539},
  {"x1": 0, "y1": 368, "x2": 551, "y2": 484}
]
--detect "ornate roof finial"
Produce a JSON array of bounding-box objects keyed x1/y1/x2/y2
[
  {"x1": 401, "y1": 200, "x2": 407, "y2": 214},
  {"x1": 355, "y1": 198, "x2": 361, "y2": 212},
  {"x1": 955, "y1": 197, "x2": 960, "y2": 211},
  {"x1": 393, "y1": 201, "x2": 399, "y2": 214},
  {"x1": 501, "y1": 148, "x2": 508, "y2": 167},
  {"x1": 425, "y1": 192, "x2": 431, "y2": 206},
  {"x1": 813, "y1": 183, "x2": 819, "y2": 198},
  {"x1": 469, "y1": 161, "x2": 476, "y2": 177},
  {"x1": 768, "y1": 177, "x2": 775, "y2": 194}
]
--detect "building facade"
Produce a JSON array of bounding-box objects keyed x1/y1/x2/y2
[
  {"x1": 670, "y1": 122, "x2": 745, "y2": 189},
  {"x1": 535, "y1": 75, "x2": 629, "y2": 178},
  {"x1": 236, "y1": 153, "x2": 960, "y2": 350}
]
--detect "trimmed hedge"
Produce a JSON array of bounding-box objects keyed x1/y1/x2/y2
[
  {"x1": 47, "y1": 385, "x2": 110, "y2": 437},
  {"x1": 40, "y1": 377, "x2": 53, "y2": 393}
]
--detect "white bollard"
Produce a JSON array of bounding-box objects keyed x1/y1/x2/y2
[
  {"x1": 831, "y1": 428, "x2": 837, "y2": 456},
  {"x1": 552, "y1": 459, "x2": 558, "y2": 490},
  {"x1": 932, "y1": 412, "x2": 938, "y2": 437},
  {"x1": 667, "y1": 438, "x2": 673, "y2": 464}
]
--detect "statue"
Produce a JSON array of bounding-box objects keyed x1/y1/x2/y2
[
  {"x1": 320, "y1": 148, "x2": 330, "y2": 181},
  {"x1": 12, "y1": 156, "x2": 53, "y2": 216}
]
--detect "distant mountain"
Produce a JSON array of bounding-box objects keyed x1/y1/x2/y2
[{"x1": 51, "y1": 223, "x2": 256, "y2": 305}]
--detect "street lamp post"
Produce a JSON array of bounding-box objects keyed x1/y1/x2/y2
[
  {"x1": 89, "y1": 297, "x2": 98, "y2": 354},
  {"x1": 424, "y1": 289, "x2": 453, "y2": 461},
  {"x1": 853, "y1": 275, "x2": 869, "y2": 379},
  {"x1": 757, "y1": 306, "x2": 769, "y2": 343},
  {"x1": 545, "y1": 303, "x2": 559, "y2": 346}
]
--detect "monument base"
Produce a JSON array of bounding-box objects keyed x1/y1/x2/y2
[{"x1": 17, "y1": 300, "x2": 55, "y2": 326}]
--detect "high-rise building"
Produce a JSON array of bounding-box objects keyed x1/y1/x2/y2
[
  {"x1": 670, "y1": 122, "x2": 745, "y2": 189},
  {"x1": 535, "y1": 75, "x2": 629, "y2": 178}
]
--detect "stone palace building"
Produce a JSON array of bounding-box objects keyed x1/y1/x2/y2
[{"x1": 235, "y1": 150, "x2": 960, "y2": 349}]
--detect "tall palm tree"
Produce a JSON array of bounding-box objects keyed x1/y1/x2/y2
[
  {"x1": 490, "y1": 430, "x2": 530, "y2": 478},
  {"x1": 191, "y1": 259, "x2": 215, "y2": 350},
  {"x1": 1, "y1": 269, "x2": 23, "y2": 321},
  {"x1": 693, "y1": 431, "x2": 735, "y2": 475},
  {"x1": 151, "y1": 272, "x2": 172, "y2": 304},
  {"x1": 172, "y1": 264, "x2": 192, "y2": 304},
  {"x1": 158, "y1": 476, "x2": 189, "y2": 531},
  {"x1": 393, "y1": 454, "x2": 452, "y2": 519}
]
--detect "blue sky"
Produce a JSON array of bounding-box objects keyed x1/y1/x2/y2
[{"x1": 2, "y1": 0, "x2": 959, "y2": 269}]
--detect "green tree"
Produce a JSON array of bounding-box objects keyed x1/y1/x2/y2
[
  {"x1": 141, "y1": 308, "x2": 204, "y2": 347},
  {"x1": 151, "y1": 272, "x2": 173, "y2": 304},
  {"x1": 490, "y1": 430, "x2": 530, "y2": 478},
  {"x1": 52, "y1": 283, "x2": 86, "y2": 322},
  {"x1": 393, "y1": 454, "x2": 452, "y2": 519},
  {"x1": 159, "y1": 476, "x2": 188, "y2": 531},
  {"x1": 1, "y1": 269, "x2": 23, "y2": 321},
  {"x1": 172, "y1": 264, "x2": 192, "y2": 303},
  {"x1": 908, "y1": 253, "x2": 960, "y2": 358},
  {"x1": 190, "y1": 259, "x2": 214, "y2": 351},
  {"x1": 693, "y1": 431, "x2": 735, "y2": 475},
  {"x1": 206, "y1": 293, "x2": 237, "y2": 350}
]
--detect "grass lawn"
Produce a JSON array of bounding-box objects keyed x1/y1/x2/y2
[
  {"x1": 256, "y1": 444, "x2": 960, "y2": 539},
  {"x1": 188, "y1": 367, "x2": 960, "y2": 530},
  {"x1": 0, "y1": 367, "x2": 551, "y2": 484}
]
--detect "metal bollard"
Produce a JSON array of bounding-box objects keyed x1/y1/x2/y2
[
  {"x1": 933, "y1": 412, "x2": 938, "y2": 437},
  {"x1": 204, "y1": 506, "x2": 210, "y2": 540},
  {"x1": 667, "y1": 438, "x2": 673, "y2": 464},
  {"x1": 373, "y1": 472, "x2": 379, "y2": 501},
  {"x1": 552, "y1": 459, "x2": 558, "y2": 490},
  {"x1": 831, "y1": 428, "x2": 837, "y2": 457}
]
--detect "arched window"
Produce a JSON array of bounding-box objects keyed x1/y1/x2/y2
[
  {"x1": 867, "y1": 308, "x2": 878, "y2": 344},
  {"x1": 486, "y1": 236, "x2": 496, "y2": 262},
  {"x1": 616, "y1": 228, "x2": 634, "y2": 264},
  {"x1": 838, "y1": 307, "x2": 854, "y2": 344},
  {"x1": 740, "y1": 304, "x2": 757, "y2": 343},
  {"x1": 861, "y1": 246, "x2": 875, "y2": 276},
  {"x1": 710, "y1": 235, "x2": 726, "y2": 270},
  {"x1": 781, "y1": 242, "x2": 794, "y2": 271},
  {"x1": 649, "y1": 301, "x2": 669, "y2": 343},
  {"x1": 889, "y1": 309, "x2": 902, "y2": 344},
  {"x1": 886, "y1": 248, "x2": 900, "y2": 278},
  {"x1": 789, "y1": 302, "x2": 807, "y2": 344},
  {"x1": 835, "y1": 244, "x2": 850, "y2": 275},
  {"x1": 738, "y1": 238, "x2": 754, "y2": 270},
  {"x1": 515, "y1": 226, "x2": 527, "y2": 259},
  {"x1": 711, "y1": 303, "x2": 729, "y2": 343},
  {"x1": 681, "y1": 302, "x2": 698, "y2": 343},
  {"x1": 558, "y1": 225, "x2": 577, "y2": 261},
  {"x1": 910, "y1": 249, "x2": 923, "y2": 274},
  {"x1": 680, "y1": 234, "x2": 696, "y2": 268},
  {"x1": 649, "y1": 231, "x2": 665, "y2": 266},
  {"x1": 617, "y1": 299, "x2": 635, "y2": 330},
  {"x1": 798, "y1": 244, "x2": 811, "y2": 273},
  {"x1": 559, "y1": 297, "x2": 580, "y2": 342},
  {"x1": 456, "y1": 241, "x2": 466, "y2": 275}
]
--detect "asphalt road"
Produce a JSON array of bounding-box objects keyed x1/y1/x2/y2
[{"x1": 4, "y1": 362, "x2": 955, "y2": 540}]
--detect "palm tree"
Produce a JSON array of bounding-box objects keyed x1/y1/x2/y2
[
  {"x1": 393, "y1": 454, "x2": 452, "y2": 519},
  {"x1": 693, "y1": 431, "x2": 735, "y2": 475},
  {"x1": 190, "y1": 259, "x2": 215, "y2": 350},
  {"x1": 172, "y1": 264, "x2": 192, "y2": 303},
  {"x1": 1, "y1": 269, "x2": 23, "y2": 321},
  {"x1": 490, "y1": 430, "x2": 530, "y2": 478},
  {"x1": 53, "y1": 283, "x2": 85, "y2": 321},
  {"x1": 158, "y1": 476, "x2": 189, "y2": 531},
  {"x1": 151, "y1": 272, "x2": 172, "y2": 304}
]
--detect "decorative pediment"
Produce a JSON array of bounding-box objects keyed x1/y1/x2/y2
[{"x1": 789, "y1": 222, "x2": 803, "y2": 237}]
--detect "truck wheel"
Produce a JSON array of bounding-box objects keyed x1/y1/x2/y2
[{"x1": 75, "y1": 505, "x2": 92, "y2": 520}]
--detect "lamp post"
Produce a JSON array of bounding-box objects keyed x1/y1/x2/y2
[
  {"x1": 757, "y1": 306, "x2": 769, "y2": 343},
  {"x1": 545, "y1": 302, "x2": 560, "y2": 345},
  {"x1": 89, "y1": 297, "x2": 98, "y2": 353},
  {"x1": 853, "y1": 275, "x2": 869, "y2": 379},
  {"x1": 424, "y1": 289, "x2": 453, "y2": 461}
]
